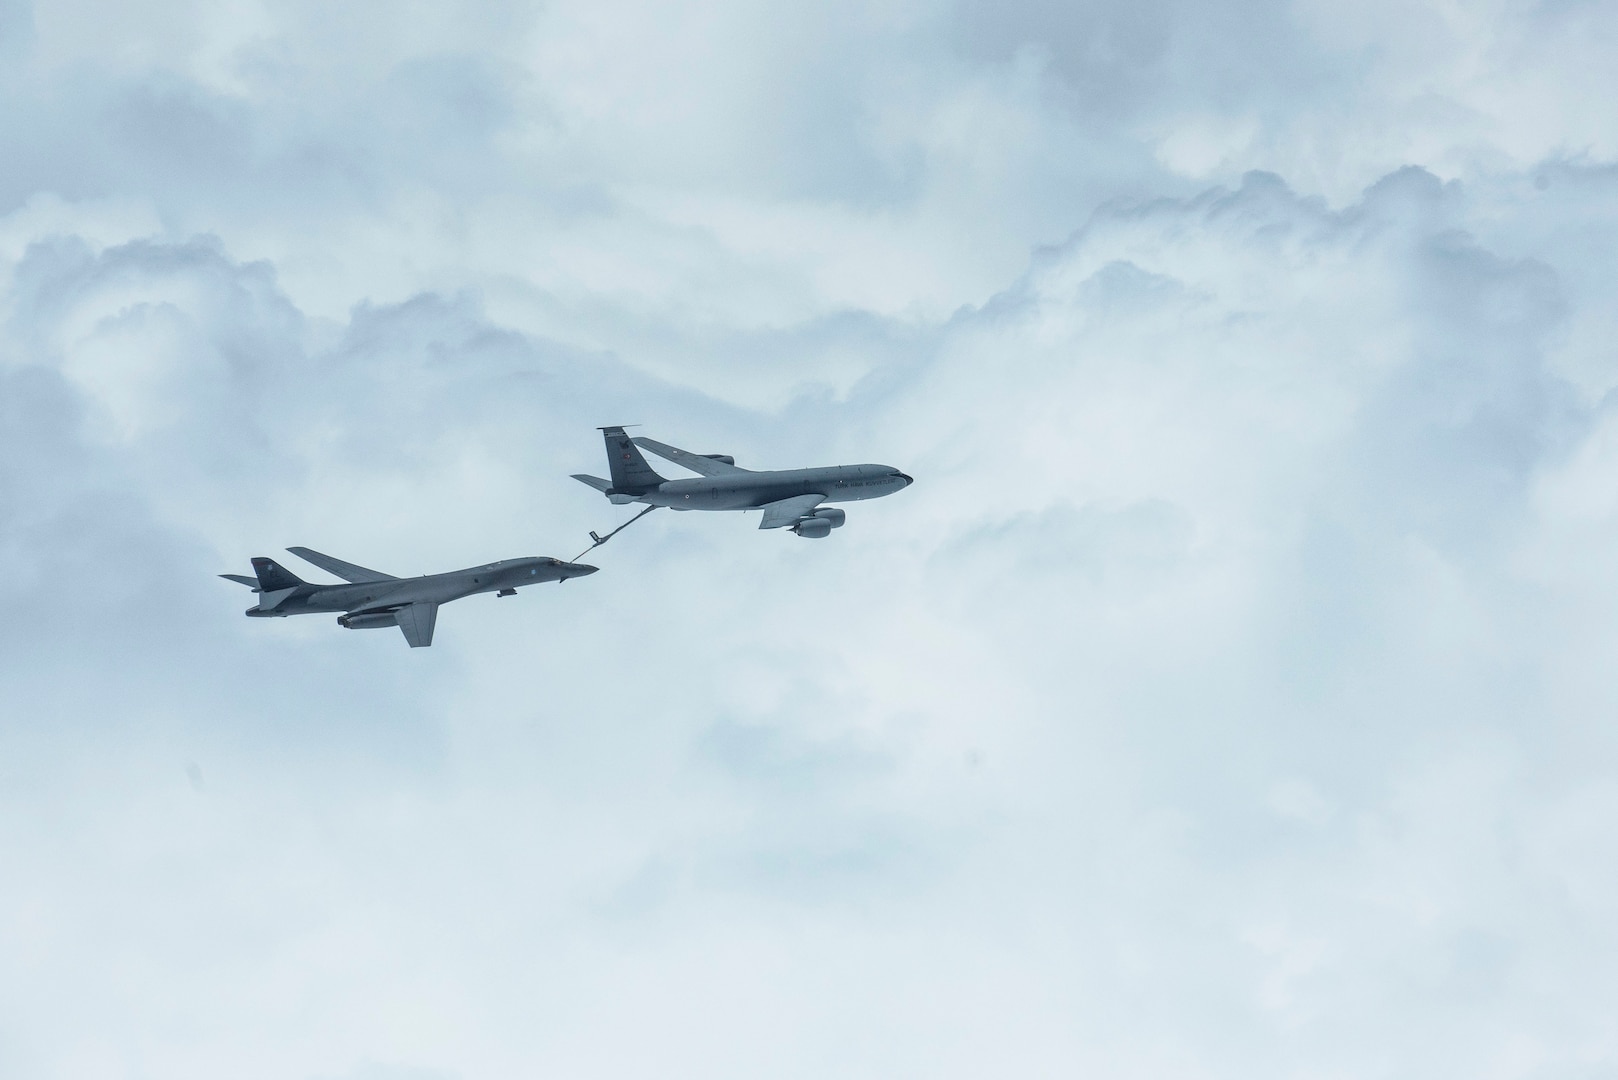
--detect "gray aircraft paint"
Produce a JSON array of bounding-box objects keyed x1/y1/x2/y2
[
  {"x1": 572, "y1": 427, "x2": 913, "y2": 536},
  {"x1": 220, "y1": 547, "x2": 598, "y2": 647}
]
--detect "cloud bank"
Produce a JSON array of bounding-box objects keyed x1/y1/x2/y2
[{"x1": 4, "y1": 1, "x2": 1618, "y2": 1077}]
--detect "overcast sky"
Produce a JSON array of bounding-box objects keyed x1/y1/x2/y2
[{"x1": 4, "y1": 1, "x2": 1618, "y2": 1078}]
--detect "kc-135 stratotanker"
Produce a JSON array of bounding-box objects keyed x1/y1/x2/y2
[
  {"x1": 573, "y1": 427, "x2": 913, "y2": 537},
  {"x1": 220, "y1": 547, "x2": 598, "y2": 648}
]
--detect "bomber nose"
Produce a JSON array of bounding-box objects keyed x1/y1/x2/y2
[{"x1": 567, "y1": 563, "x2": 599, "y2": 577}]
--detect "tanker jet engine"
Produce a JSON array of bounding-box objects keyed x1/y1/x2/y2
[
  {"x1": 220, "y1": 546, "x2": 598, "y2": 647},
  {"x1": 572, "y1": 427, "x2": 913, "y2": 537}
]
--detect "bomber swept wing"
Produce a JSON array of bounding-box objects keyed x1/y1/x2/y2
[
  {"x1": 287, "y1": 546, "x2": 398, "y2": 583},
  {"x1": 395, "y1": 602, "x2": 438, "y2": 648},
  {"x1": 632, "y1": 437, "x2": 748, "y2": 477},
  {"x1": 757, "y1": 493, "x2": 826, "y2": 529}
]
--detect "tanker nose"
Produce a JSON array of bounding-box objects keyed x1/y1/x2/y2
[{"x1": 897, "y1": 472, "x2": 914, "y2": 486}]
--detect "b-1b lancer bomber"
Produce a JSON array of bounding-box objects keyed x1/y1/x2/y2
[
  {"x1": 573, "y1": 427, "x2": 913, "y2": 537},
  {"x1": 220, "y1": 547, "x2": 598, "y2": 647}
]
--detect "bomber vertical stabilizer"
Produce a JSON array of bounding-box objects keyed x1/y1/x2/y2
[{"x1": 250, "y1": 557, "x2": 307, "y2": 592}]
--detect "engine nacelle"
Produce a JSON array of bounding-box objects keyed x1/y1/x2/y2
[
  {"x1": 701, "y1": 454, "x2": 736, "y2": 465},
  {"x1": 793, "y1": 517, "x2": 833, "y2": 538},
  {"x1": 811, "y1": 507, "x2": 846, "y2": 528},
  {"x1": 608, "y1": 493, "x2": 637, "y2": 505},
  {"x1": 338, "y1": 611, "x2": 399, "y2": 630}
]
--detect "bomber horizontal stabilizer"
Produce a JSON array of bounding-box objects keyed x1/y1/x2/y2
[{"x1": 219, "y1": 573, "x2": 260, "y2": 590}]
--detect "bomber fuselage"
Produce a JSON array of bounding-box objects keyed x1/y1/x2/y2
[{"x1": 248, "y1": 557, "x2": 594, "y2": 618}]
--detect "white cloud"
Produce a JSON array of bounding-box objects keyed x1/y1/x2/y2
[{"x1": 4, "y1": 2, "x2": 1618, "y2": 1078}]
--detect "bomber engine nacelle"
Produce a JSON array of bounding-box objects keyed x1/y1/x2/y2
[
  {"x1": 338, "y1": 611, "x2": 399, "y2": 630},
  {"x1": 811, "y1": 508, "x2": 846, "y2": 529},
  {"x1": 793, "y1": 517, "x2": 833, "y2": 538},
  {"x1": 701, "y1": 454, "x2": 735, "y2": 465}
]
